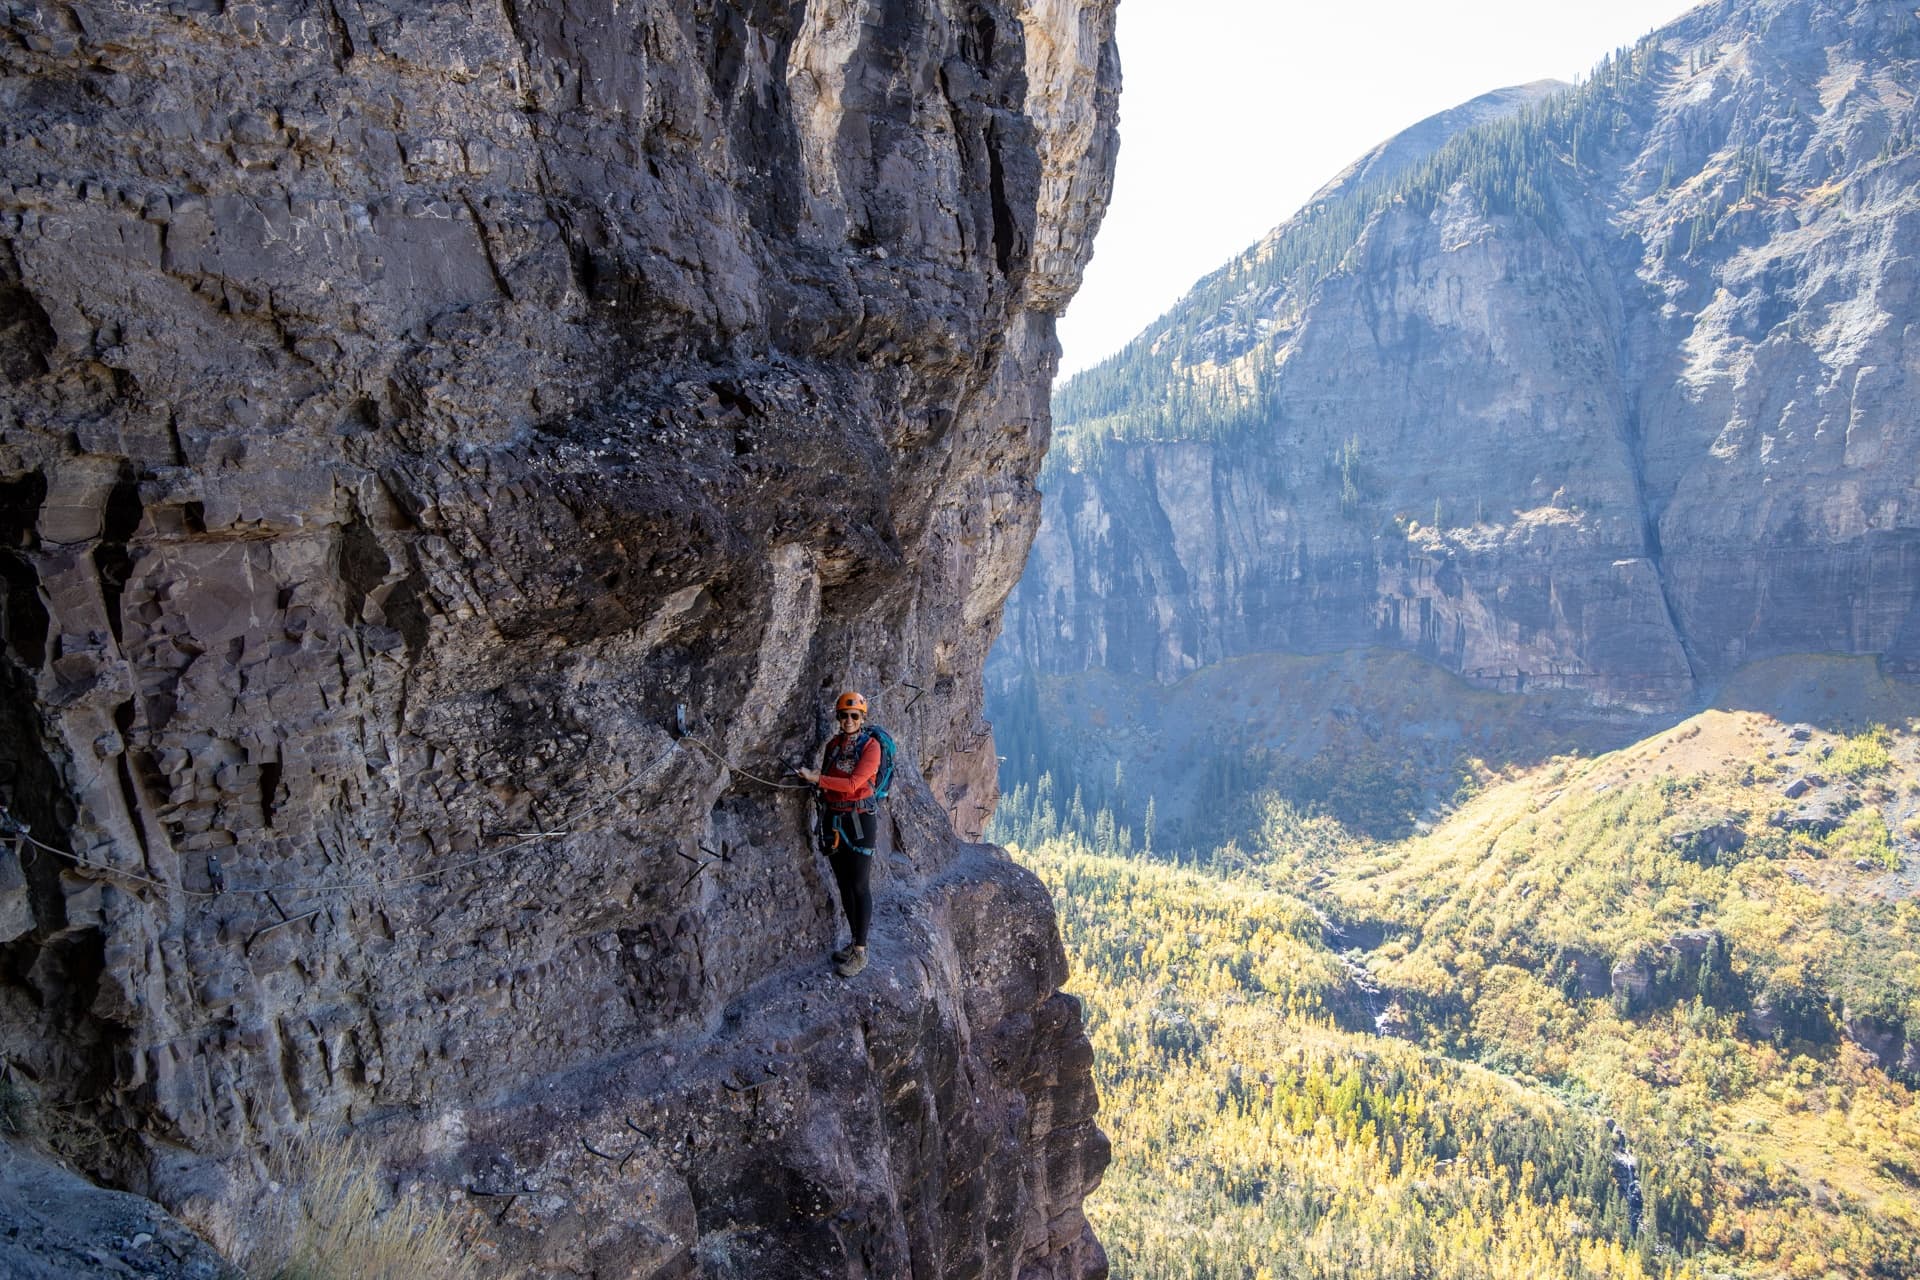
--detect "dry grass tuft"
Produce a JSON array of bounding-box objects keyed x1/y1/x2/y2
[{"x1": 250, "y1": 1134, "x2": 474, "y2": 1280}]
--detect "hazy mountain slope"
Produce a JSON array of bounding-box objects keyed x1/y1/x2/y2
[
  {"x1": 1001, "y1": 0, "x2": 1920, "y2": 713},
  {"x1": 991, "y1": 647, "x2": 1647, "y2": 850},
  {"x1": 1311, "y1": 79, "x2": 1569, "y2": 204}
]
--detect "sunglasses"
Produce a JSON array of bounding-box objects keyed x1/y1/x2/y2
[{"x1": 836, "y1": 711, "x2": 863, "y2": 721}]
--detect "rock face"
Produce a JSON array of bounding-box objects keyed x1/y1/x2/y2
[
  {"x1": 1668, "y1": 819, "x2": 1746, "y2": 866},
  {"x1": 0, "y1": 1137, "x2": 236, "y2": 1280},
  {"x1": 1002, "y1": 0, "x2": 1920, "y2": 714},
  {"x1": 1843, "y1": 1011, "x2": 1920, "y2": 1085},
  {"x1": 0, "y1": 1, "x2": 1119, "y2": 1275}
]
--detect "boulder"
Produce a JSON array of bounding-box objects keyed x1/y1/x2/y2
[
  {"x1": 1610, "y1": 952, "x2": 1655, "y2": 1012},
  {"x1": 1843, "y1": 1012, "x2": 1920, "y2": 1085},
  {"x1": 1612, "y1": 930, "x2": 1730, "y2": 1014},
  {"x1": 1780, "y1": 795, "x2": 1850, "y2": 836},
  {"x1": 1556, "y1": 946, "x2": 1614, "y2": 999}
]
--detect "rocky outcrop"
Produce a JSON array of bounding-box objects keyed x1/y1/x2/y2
[
  {"x1": 1842, "y1": 1011, "x2": 1920, "y2": 1085},
  {"x1": 1777, "y1": 791, "x2": 1852, "y2": 835},
  {"x1": 0, "y1": 0, "x2": 1119, "y2": 1275},
  {"x1": 1747, "y1": 976, "x2": 1837, "y2": 1046},
  {"x1": 0, "y1": 1137, "x2": 235, "y2": 1280},
  {"x1": 1002, "y1": 0, "x2": 1920, "y2": 714},
  {"x1": 1668, "y1": 819, "x2": 1746, "y2": 866},
  {"x1": 1609, "y1": 930, "x2": 1731, "y2": 1016},
  {"x1": 1550, "y1": 945, "x2": 1614, "y2": 1000}
]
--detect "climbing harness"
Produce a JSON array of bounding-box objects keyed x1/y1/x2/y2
[{"x1": 823, "y1": 810, "x2": 870, "y2": 852}]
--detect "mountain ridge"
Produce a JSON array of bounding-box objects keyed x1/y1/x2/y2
[
  {"x1": 1003, "y1": 0, "x2": 1920, "y2": 715},
  {"x1": 1307, "y1": 79, "x2": 1570, "y2": 208}
]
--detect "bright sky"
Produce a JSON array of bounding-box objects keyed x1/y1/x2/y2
[{"x1": 1056, "y1": 0, "x2": 1706, "y2": 377}]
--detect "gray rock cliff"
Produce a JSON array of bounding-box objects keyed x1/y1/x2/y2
[
  {"x1": 1003, "y1": 0, "x2": 1920, "y2": 715},
  {"x1": 0, "y1": 0, "x2": 1120, "y2": 1275}
]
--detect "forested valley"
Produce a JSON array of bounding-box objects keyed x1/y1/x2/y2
[{"x1": 990, "y1": 657, "x2": 1920, "y2": 1279}]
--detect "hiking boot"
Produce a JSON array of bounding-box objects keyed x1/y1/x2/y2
[
  {"x1": 835, "y1": 945, "x2": 867, "y2": 978},
  {"x1": 831, "y1": 943, "x2": 857, "y2": 965}
]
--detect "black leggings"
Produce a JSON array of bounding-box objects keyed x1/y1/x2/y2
[{"x1": 822, "y1": 809, "x2": 875, "y2": 946}]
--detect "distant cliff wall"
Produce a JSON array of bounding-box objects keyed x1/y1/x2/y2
[
  {"x1": 1003, "y1": 0, "x2": 1920, "y2": 714},
  {"x1": 0, "y1": 1, "x2": 1119, "y2": 1275}
]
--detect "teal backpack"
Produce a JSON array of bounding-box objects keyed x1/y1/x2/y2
[{"x1": 856, "y1": 726, "x2": 898, "y2": 807}]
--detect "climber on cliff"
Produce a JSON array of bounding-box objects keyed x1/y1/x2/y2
[{"x1": 794, "y1": 691, "x2": 886, "y2": 978}]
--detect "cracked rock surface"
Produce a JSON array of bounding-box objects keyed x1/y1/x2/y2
[{"x1": 0, "y1": 0, "x2": 1120, "y2": 1275}]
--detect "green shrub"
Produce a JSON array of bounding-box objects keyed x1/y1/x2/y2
[
  {"x1": 1830, "y1": 725, "x2": 1894, "y2": 780},
  {"x1": 1826, "y1": 808, "x2": 1896, "y2": 870}
]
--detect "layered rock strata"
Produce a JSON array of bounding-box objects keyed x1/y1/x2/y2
[
  {"x1": 1004, "y1": 0, "x2": 1920, "y2": 714},
  {"x1": 0, "y1": 0, "x2": 1119, "y2": 1274}
]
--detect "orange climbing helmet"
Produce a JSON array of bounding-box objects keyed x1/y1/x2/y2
[{"x1": 834, "y1": 691, "x2": 868, "y2": 717}]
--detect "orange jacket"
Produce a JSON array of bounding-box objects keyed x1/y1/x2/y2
[{"x1": 817, "y1": 732, "x2": 882, "y2": 811}]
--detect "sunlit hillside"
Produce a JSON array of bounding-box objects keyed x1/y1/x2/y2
[
  {"x1": 1022, "y1": 843, "x2": 1673, "y2": 1280},
  {"x1": 1000, "y1": 656, "x2": 1920, "y2": 1280}
]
